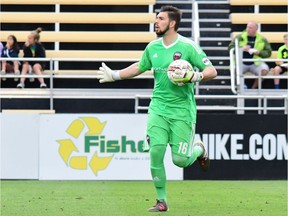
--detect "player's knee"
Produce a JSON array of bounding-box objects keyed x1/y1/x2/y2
[
  {"x1": 172, "y1": 154, "x2": 189, "y2": 168},
  {"x1": 150, "y1": 147, "x2": 158, "y2": 158}
]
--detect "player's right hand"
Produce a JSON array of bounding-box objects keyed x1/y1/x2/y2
[{"x1": 96, "y1": 62, "x2": 116, "y2": 83}]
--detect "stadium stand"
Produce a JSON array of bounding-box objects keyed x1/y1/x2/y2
[
  {"x1": 0, "y1": 1, "x2": 155, "y2": 71},
  {"x1": 0, "y1": 0, "x2": 156, "y2": 73},
  {"x1": 2, "y1": 109, "x2": 55, "y2": 114},
  {"x1": 229, "y1": 0, "x2": 287, "y2": 6},
  {"x1": 0, "y1": 12, "x2": 156, "y2": 24},
  {"x1": 0, "y1": 31, "x2": 156, "y2": 43},
  {"x1": 0, "y1": 0, "x2": 287, "y2": 113},
  {"x1": 230, "y1": 13, "x2": 287, "y2": 25},
  {"x1": 1, "y1": 0, "x2": 156, "y2": 5},
  {"x1": 0, "y1": 0, "x2": 157, "y2": 112},
  {"x1": 230, "y1": 0, "x2": 287, "y2": 93},
  {"x1": 231, "y1": 32, "x2": 286, "y2": 43}
]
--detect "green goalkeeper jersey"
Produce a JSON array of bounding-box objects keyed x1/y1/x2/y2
[{"x1": 138, "y1": 34, "x2": 213, "y2": 123}]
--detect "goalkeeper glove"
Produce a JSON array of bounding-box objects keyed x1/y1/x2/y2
[
  {"x1": 172, "y1": 70, "x2": 204, "y2": 84},
  {"x1": 189, "y1": 71, "x2": 204, "y2": 83},
  {"x1": 96, "y1": 62, "x2": 121, "y2": 83}
]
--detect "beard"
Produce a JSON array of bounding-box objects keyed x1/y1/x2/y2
[{"x1": 155, "y1": 24, "x2": 170, "y2": 36}]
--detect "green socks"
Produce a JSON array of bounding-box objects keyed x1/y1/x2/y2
[
  {"x1": 149, "y1": 144, "x2": 203, "y2": 202},
  {"x1": 151, "y1": 166, "x2": 167, "y2": 201},
  {"x1": 150, "y1": 145, "x2": 167, "y2": 202}
]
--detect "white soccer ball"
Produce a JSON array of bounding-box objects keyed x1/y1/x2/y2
[{"x1": 167, "y1": 59, "x2": 194, "y2": 86}]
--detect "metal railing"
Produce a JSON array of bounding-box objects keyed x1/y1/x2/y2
[
  {"x1": 0, "y1": 56, "x2": 230, "y2": 99},
  {"x1": 135, "y1": 94, "x2": 288, "y2": 114},
  {"x1": 229, "y1": 39, "x2": 288, "y2": 95},
  {"x1": 192, "y1": 0, "x2": 200, "y2": 44},
  {"x1": 1, "y1": 57, "x2": 287, "y2": 114}
]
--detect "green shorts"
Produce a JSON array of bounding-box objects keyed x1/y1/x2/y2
[{"x1": 143, "y1": 113, "x2": 196, "y2": 157}]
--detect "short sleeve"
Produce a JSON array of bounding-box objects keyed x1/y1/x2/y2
[
  {"x1": 189, "y1": 43, "x2": 213, "y2": 71},
  {"x1": 10, "y1": 49, "x2": 19, "y2": 58},
  {"x1": 23, "y1": 45, "x2": 29, "y2": 57},
  {"x1": 37, "y1": 44, "x2": 46, "y2": 58},
  {"x1": 138, "y1": 46, "x2": 152, "y2": 73}
]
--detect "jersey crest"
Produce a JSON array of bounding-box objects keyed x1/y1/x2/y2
[{"x1": 173, "y1": 51, "x2": 182, "y2": 61}]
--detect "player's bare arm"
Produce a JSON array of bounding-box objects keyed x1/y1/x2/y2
[
  {"x1": 118, "y1": 62, "x2": 142, "y2": 79},
  {"x1": 201, "y1": 65, "x2": 217, "y2": 82}
]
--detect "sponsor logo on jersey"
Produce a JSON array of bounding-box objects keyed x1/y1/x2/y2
[
  {"x1": 153, "y1": 53, "x2": 158, "y2": 58},
  {"x1": 202, "y1": 57, "x2": 211, "y2": 65},
  {"x1": 173, "y1": 52, "x2": 182, "y2": 60}
]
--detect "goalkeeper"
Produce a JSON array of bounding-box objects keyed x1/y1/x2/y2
[{"x1": 96, "y1": 5, "x2": 217, "y2": 212}]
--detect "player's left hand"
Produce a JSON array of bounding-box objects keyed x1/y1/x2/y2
[
  {"x1": 172, "y1": 70, "x2": 203, "y2": 84},
  {"x1": 172, "y1": 69, "x2": 194, "y2": 83},
  {"x1": 189, "y1": 72, "x2": 204, "y2": 83}
]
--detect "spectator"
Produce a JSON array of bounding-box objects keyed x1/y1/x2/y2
[
  {"x1": 271, "y1": 33, "x2": 288, "y2": 89},
  {"x1": 1, "y1": 35, "x2": 20, "y2": 81},
  {"x1": 17, "y1": 27, "x2": 47, "y2": 89},
  {"x1": 228, "y1": 21, "x2": 272, "y2": 89},
  {"x1": 0, "y1": 42, "x2": 3, "y2": 55},
  {"x1": 0, "y1": 42, "x2": 4, "y2": 79}
]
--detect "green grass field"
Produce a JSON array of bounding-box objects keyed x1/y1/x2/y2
[{"x1": 1, "y1": 180, "x2": 287, "y2": 216}]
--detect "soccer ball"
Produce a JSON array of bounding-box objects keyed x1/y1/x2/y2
[{"x1": 167, "y1": 59, "x2": 194, "y2": 86}]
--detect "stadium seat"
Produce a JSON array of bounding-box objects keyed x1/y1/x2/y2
[
  {"x1": 18, "y1": 50, "x2": 143, "y2": 59},
  {"x1": 1, "y1": 0, "x2": 156, "y2": 5},
  {"x1": 0, "y1": 31, "x2": 156, "y2": 43},
  {"x1": 1, "y1": 12, "x2": 156, "y2": 24},
  {"x1": 18, "y1": 50, "x2": 152, "y2": 77},
  {"x1": 43, "y1": 70, "x2": 153, "y2": 78},
  {"x1": 270, "y1": 51, "x2": 278, "y2": 59},
  {"x1": 230, "y1": 13, "x2": 287, "y2": 24},
  {"x1": 2, "y1": 109, "x2": 55, "y2": 114},
  {"x1": 231, "y1": 32, "x2": 286, "y2": 43},
  {"x1": 230, "y1": 0, "x2": 286, "y2": 5}
]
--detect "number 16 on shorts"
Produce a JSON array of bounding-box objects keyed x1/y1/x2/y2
[{"x1": 178, "y1": 142, "x2": 188, "y2": 154}]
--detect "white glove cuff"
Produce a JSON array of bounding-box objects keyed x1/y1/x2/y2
[
  {"x1": 111, "y1": 70, "x2": 121, "y2": 81},
  {"x1": 190, "y1": 72, "x2": 204, "y2": 83}
]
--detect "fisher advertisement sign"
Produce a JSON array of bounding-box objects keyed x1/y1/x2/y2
[
  {"x1": 1, "y1": 113, "x2": 286, "y2": 180},
  {"x1": 39, "y1": 114, "x2": 183, "y2": 180}
]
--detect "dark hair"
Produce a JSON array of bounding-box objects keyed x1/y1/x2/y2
[
  {"x1": 31, "y1": 27, "x2": 43, "y2": 41},
  {"x1": 8, "y1": 35, "x2": 19, "y2": 52},
  {"x1": 160, "y1": 5, "x2": 182, "y2": 31}
]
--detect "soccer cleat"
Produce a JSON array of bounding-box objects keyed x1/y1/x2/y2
[
  {"x1": 194, "y1": 141, "x2": 210, "y2": 172},
  {"x1": 17, "y1": 83, "x2": 25, "y2": 89},
  {"x1": 148, "y1": 199, "x2": 168, "y2": 212}
]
